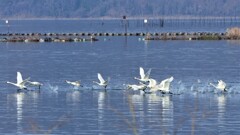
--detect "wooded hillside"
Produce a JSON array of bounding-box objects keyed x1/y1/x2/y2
[{"x1": 0, "y1": 0, "x2": 239, "y2": 18}]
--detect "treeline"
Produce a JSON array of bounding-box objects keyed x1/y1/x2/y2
[{"x1": 0, "y1": 0, "x2": 239, "y2": 18}]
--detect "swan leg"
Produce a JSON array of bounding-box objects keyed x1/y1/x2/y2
[{"x1": 38, "y1": 86, "x2": 41, "y2": 93}]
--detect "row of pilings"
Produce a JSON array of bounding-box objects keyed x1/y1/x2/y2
[{"x1": 0, "y1": 32, "x2": 237, "y2": 42}]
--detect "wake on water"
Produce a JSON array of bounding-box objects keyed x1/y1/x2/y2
[{"x1": 25, "y1": 79, "x2": 240, "y2": 95}]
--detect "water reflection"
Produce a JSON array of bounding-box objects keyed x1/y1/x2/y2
[
  {"x1": 147, "y1": 94, "x2": 161, "y2": 124},
  {"x1": 98, "y1": 91, "x2": 106, "y2": 134},
  {"x1": 16, "y1": 93, "x2": 24, "y2": 134},
  {"x1": 130, "y1": 94, "x2": 144, "y2": 134},
  {"x1": 217, "y1": 95, "x2": 226, "y2": 130},
  {"x1": 66, "y1": 91, "x2": 80, "y2": 103},
  {"x1": 161, "y1": 95, "x2": 173, "y2": 134}
]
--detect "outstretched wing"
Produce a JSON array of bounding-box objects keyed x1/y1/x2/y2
[
  {"x1": 20, "y1": 77, "x2": 31, "y2": 85},
  {"x1": 139, "y1": 67, "x2": 145, "y2": 79},
  {"x1": 98, "y1": 73, "x2": 105, "y2": 84},
  {"x1": 145, "y1": 68, "x2": 152, "y2": 79},
  {"x1": 159, "y1": 76, "x2": 174, "y2": 91},
  {"x1": 17, "y1": 72, "x2": 23, "y2": 84},
  {"x1": 149, "y1": 79, "x2": 157, "y2": 88}
]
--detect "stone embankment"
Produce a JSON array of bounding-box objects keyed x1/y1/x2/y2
[{"x1": 0, "y1": 32, "x2": 236, "y2": 42}]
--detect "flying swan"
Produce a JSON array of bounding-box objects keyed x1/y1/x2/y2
[
  {"x1": 210, "y1": 80, "x2": 227, "y2": 92},
  {"x1": 7, "y1": 72, "x2": 30, "y2": 90},
  {"x1": 134, "y1": 67, "x2": 152, "y2": 83},
  {"x1": 93, "y1": 73, "x2": 109, "y2": 89},
  {"x1": 66, "y1": 80, "x2": 83, "y2": 87}
]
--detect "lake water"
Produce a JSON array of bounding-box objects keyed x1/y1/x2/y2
[{"x1": 0, "y1": 20, "x2": 240, "y2": 134}]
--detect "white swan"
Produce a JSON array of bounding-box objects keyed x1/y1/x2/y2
[
  {"x1": 134, "y1": 67, "x2": 152, "y2": 82},
  {"x1": 7, "y1": 72, "x2": 30, "y2": 90},
  {"x1": 210, "y1": 80, "x2": 227, "y2": 92},
  {"x1": 158, "y1": 76, "x2": 174, "y2": 94},
  {"x1": 27, "y1": 81, "x2": 43, "y2": 90},
  {"x1": 147, "y1": 78, "x2": 159, "y2": 91},
  {"x1": 127, "y1": 82, "x2": 147, "y2": 91},
  {"x1": 147, "y1": 77, "x2": 174, "y2": 94},
  {"x1": 66, "y1": 80, "x2": 83, "y2": 87},
  {"x1": 93, "y1": 73, "x2": 109, "y2": 89}
]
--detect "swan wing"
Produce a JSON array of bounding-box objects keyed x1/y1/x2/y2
[
  {"x1": 98, "y1": 73, "x2": 105, "y2": 84},
  {"x1": 148, "y1": 79, "x2": 157, "y2": 88},
  {"x1": 20, "y1": 77, "x2": 31, "y2": 85},
  {"x1": 159, "y1": 76, "x2": 174, "y2": 91},
  {"x1": 139, "y1": 67, "x2": 145, "y2": 79},
  {"x1": 218, "y1": 80, "x2": 226, "y2": 90},
  {"x1": 17, "y1": 72, "x2": 23, "y2": 84},
  {"x1": 145, "y1": 68, "x2": 152, "y2": 79}
]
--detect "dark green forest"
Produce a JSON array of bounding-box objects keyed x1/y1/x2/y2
[{"x1": 0, "y1": 0, "x2": 239, "y2": 18}]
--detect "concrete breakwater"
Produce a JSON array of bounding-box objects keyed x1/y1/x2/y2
[{"x1": 0, "y1": 32, "x2": 235, "y2": 42}]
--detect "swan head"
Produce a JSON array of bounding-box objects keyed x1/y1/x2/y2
[
  {"x1": 127, "y1": 85, "x2": 132, "y2": 89},
  {"x1": 223, "y1": 88, "x2": 227, "y2": 92}
]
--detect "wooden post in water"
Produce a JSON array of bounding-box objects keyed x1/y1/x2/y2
[
  {"x1": 144, "y1": 19, "x2": 148, "y2": 34},
  {"x1": 123, "y1": 15, "x2": 128, "y2": 35},
  {"x1": 5, "y1": 20, "x2": 9, "y2": 34}
]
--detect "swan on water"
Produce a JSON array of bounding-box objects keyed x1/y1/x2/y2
[
  {"x1": 134, "y1": 67, "x2": 152, "y2": 82},
  {"x1": 127, "y1": 82, "x2": 147, "y2": 91},
  {"x1": 93, "y1": 73, "x2": 109, "y2": 89},
  {"x1": 7, "y1": 72, "x2": 30, "y2": 90},
  {"x1": 147, "y1": 78, "x2": 159, "y2": 91},
  {"x1": 147, "y1": 77, "x2": 174, "y2": 94},
  {"x1": 27, "y1": 81, "x2": 43, "y2": 90},
  {"x1": 66, "y1": 80, "x2": 83, "y2": 87},
  {"x1": 157, "y1": 76, "x2": 174, "y2": 94},
  {"x1": 210, "y1": 80, "x2": 227, "y2": 92}
]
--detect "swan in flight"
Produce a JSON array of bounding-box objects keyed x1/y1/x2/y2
[
  {"x1": 27, "y1": 81, "x2": 43, "y2": 90},
  {"x1": 158, "y1": 76, "x2": 174, "y2": 94},
  {"x1": 210, "y1": 80, "x2": 227, "y2": 92},
  {"x1": 134, "y1": 67, "x2": 152, "y2": 82},
  {"x1": 93, "y1": 73, "x2": 109, "y2": 89},
  {"x1": 66, "y1": 80, "x2": 83, "y2": 87},
  {"x1": 7, "y1": 72, "x2": 30, "y2": 90},
  {"x1": 127, "y1": 82, "x2": 147, "y2": 91}
]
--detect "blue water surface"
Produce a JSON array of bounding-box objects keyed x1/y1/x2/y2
[{"x1": 0, "y1": 20, "x2": 240, "y2": 134}]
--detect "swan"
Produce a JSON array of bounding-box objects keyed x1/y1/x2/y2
[
  {"x1": 27, "y1": 81, "x2": 43, "y2": 90},
  {"x1": 147, "y1": 77, "x2": 174, "y2": 94},
  {"x1": 127, "y1": 82, "x2": 147, "y2": 91},
  {"x1": 66, "y1": 80, "x2": 83, "y2": 87},
  {"x1": 210, "y1": 80, "x2": 227, "y2": 92},
  {"x1": 134, "y1": 67, "x2": 152, "y2": 82},
  {"x1": 93, "y1": 73, "x2": 109, "y2": 89},
  {"x1": 7, "y1": 72, "x2": 30, "y2": 90},
  {"x1": 157, "y1": 76, "x2": 174, "y2": 94},
  {"x1": 147, "y1": 78, "x2": 159, "y2": 91}
]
